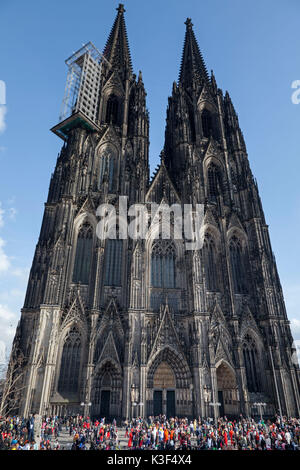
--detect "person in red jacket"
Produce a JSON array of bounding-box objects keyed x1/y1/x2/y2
[
  {"x1": 128, "y1": 430, "x2": 133, "y2": 448},
  {"x1": 224, "y1": 430, "x2": 228, "y2": 447},
  {"x1": 229, "y1": 427, "x2": 234, "y2": 445}
]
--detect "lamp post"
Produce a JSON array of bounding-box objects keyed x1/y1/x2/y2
[
  {"x1": 131, "y1": 384, "x2": 139, "y2": 419},
  {"x1": 138, "y1": 402, "x2": 144, "y2": 418},
  {"x1": 253, "y1": 402, "x2": 266, "y2": 421},
  {"x1": 80, "y1": 401, "x2": 92, "y2": 418},
  {"x1": 209, "y1": 402, "x2": 221, "y2": 425},
  {"x1": 268, "y1": 345, "x2": 283, "y2": 422}
]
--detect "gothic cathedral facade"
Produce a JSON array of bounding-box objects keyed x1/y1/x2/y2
[{"x1": 7, "y1": 5, "x2": 300, "y2": 419}]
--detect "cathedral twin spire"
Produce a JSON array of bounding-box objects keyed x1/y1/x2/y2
[
  {"x1": 179, "y1": 17, "x2": 210, "y2": 89},
  {"x1": 102, "y1": 4, "x2": 133, "y2": 79},
  {"x1": 103, "y1": 5, "x2": 210, "y2": 88}
]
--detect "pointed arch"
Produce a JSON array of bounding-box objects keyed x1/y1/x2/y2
[
  {"x1": 147, "y1": 346, "x2": 191, "y2": 389},
  {"x1": 57, "y1": 325, "x2": 82, "y2": 394},
  {"x1": 215, "y1": 358, "x2": 236, "y2": 375},
  {"x1": 98, "y1": 147, "x2": 116, "y2": 192},
  {"x1": 72, "y1": 221, "x2": 93, "y2": 284},
  {"x1": 207, "y1": 162, "x2": 223, "y2": 201},
  {"x1": 229, "y1": 235, "x2": 248, "y2": 294},
  {"x1": 151, "y1": 239, "x2": 176, "y2": 289},
  {"x1": 242, "y1": 333, "x2": 261, "y2": 393},
  {"x1": 105, "y1": 94, "x2": 120, "y2": 125},
  {"x1": 91, "y1": 358, "x2": 123, "y2": 418},
  {"x1": 103, "y1": 238, "x2": 123, "y2": 286},
  {"x1": 153, "y1": 362, "x2": 176, "y2": 388},
  {"x1": 203, "y1": 233, "x2": 219, "y2": 291},
  {"x1": 60, "y1": 294, "x2": 88, "y2": 335},
  {"x1": 201, "y1": 108, "x2": 213, "y2": 138},
  {"x1": 216, "y1": 359, "x2": 239, "y2": 416}
]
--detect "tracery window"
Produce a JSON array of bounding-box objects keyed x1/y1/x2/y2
[
  {"x1": 203, "y1": 234, "x2": 219, "y2": 291},
  {"x1": 229, "y1": 236, "x2": 247, "y2": 294},
  {"x1": 151, "y1": 240, "x2": 176, "y2": 288},
  {"x1": 99, "y1": 150, "x2": 115, "y2": 192},
  {"x1": 201, "y1": 108, "x2": 213, "y2": 138},
  {"x1": 72, "y1": 222, "x2": 93, "y2": 284},
  {"x1": 207, "y1": 163, "x2": 222, "y2": 201},
  {"x1": 243, "y1": 335, "x2": 260, "y2": 392},
  {"x1": 104, "y1": 239, "x2": 123, "y2": 286},
  {"x1": 106, "y1": 95, "x2": 119, "y2": 125},
  {"x1": 58, "y1": 326, "x2": 82, "y2": 393}
]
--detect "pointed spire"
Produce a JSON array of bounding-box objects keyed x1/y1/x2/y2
[
  {"x1": 210, "y1": 69, "x2": 217, "y2": 94},
  {"x1": 179, "y1": 18, "x2": 209, "y2": 88},
  {"x1": 103, "y1": 4, "x2": 133, "y2": 77}
]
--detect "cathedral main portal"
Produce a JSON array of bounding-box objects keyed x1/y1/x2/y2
[
  {"x1": 216, "y1": 361, "x2": 239, "y2": 417},
  {"x1": 153, "y1": 362, "x2": 176, "y2": 417}
]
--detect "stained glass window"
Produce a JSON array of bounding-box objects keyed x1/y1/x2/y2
[
  {"x1": 104, "y1": 239, "x2": 123, "y2": 286},
  {"x1": 229, "y1": 236, "x2": 247, "y2": 294},
  {"x1": 58, "y1": 326, "x2": 82, "y2": 393},
  {"x1": 72, "y1": 222, "x2": 93, "y2": 284},
  {"x1": 203, "y1": 234, "x2": 219, "y2": 291},
  {"x1": 151, "y1": 240, "x2": 176, "y2": 288}
]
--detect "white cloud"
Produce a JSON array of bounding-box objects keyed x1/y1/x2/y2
[
  {"x1": 11, "y1": 267, "x2": 29, "y2": 280},
  {"x1": 290, "y1": 318, "x2": 300, "y2": 335},
  {"x1": 0, "y1": 340, "x2": 6, "y2": 364},
  {"x1": 0, "y1": 81, "x2": 6, "y2": 105},
  {"x1": 282, "y1": 282, "x2": 300, "y2": 328},
  {"x1": 0, "y1": 237, "x2": 10, "y2": 272},
  {"x1": 0, "y1": 201, "x2": 27, "y2": 350},
  {"x1": 0, "y1": 200, "x2": 17, "y2": 223},
  {"x1": 0, "y1": 304, "x2": 18, "y2": 349},
  {"x1": 0, "y1": 304, "x2": 15, "y2": 322},
  {"x1": 0, "y1": 105, "x2": 7, "y2": 133},
  {"x1": 0, "y1": 288, "x2": 25, "y2": 304},
  {"x1": 8, "y1": 207, "x2": 17, "y2": 220},
  {"x1": 293, "y1": 340, "x2": 300, "y2": 365}
]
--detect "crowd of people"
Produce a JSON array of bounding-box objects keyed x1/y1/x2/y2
[
  {"x1": 0, "y1": 414, "x2": 299, "y2": 450},
  {"x1": 122, "y1": 415, "x2": 300, "y2": 450}
]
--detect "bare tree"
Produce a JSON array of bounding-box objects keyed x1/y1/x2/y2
[
  {"x1": 0, "y1": 346, "x2": 11, "y2": 396},
  {"x1": 0, "y1": 343, "x2": 45, "y2": 418},
  {"x1": 0, "y1": 349, "x2": 27, "y2": 417}
]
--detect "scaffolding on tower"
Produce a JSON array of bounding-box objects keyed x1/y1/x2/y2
[{"x1": 51, "y1": 41, "x2": 110, "y2": 140}]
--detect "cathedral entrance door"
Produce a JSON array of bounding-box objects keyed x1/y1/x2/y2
[
  {"x1": 100, "y1": 390, "x2": 110, "y2": 418},
  {"x1": 167, "y1": 390, "x2": 175, "y2": 418},
  {"x1": 216, "y1": 361, "x2": 239, "y2": 417},
  {"x1": 153, "y1": 390, "x2": 163, "y2": 416},
  {"x1": 153, "y1": 361, "x2": 176, "y2": 417}
]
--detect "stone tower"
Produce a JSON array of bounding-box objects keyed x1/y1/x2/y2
[{"x1": 4, "y1": 5, "x2": 299, "y2": 420}]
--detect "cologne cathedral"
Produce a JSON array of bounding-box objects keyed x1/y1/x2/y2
[{"x1": 5, "y1": 4, "x2": 299, "y2": 419}]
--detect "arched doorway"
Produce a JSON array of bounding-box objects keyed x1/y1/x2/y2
[
  {"x1": 153, "y1": 362, "x2": 176, "y2": 417},
  {"x1": 92, "y1": 361, "x2": 122, "y2": 419},
  {"x1": 216, "y1": 361, "x2": 239, "y2": 417},
  {"x1": 147, "y1": 348, "x2": 192, "y2": 418}
]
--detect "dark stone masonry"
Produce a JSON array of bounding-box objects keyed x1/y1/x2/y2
[{"x1": 5, "y1": 4, "x2": 299, "y2": 420}]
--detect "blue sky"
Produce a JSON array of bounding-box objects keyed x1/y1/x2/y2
[{"x1": 0, "y1": 0, "x2": 299, "y2": 360}]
